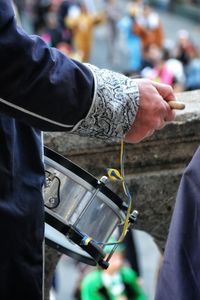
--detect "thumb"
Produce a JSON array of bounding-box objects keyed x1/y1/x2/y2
[{"x1": 152, "y1": 82, "x2": 176, "y2": 102}]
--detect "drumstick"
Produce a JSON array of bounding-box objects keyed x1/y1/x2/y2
[{"x1": 168, "y1": 100, "x2": 185, "y2": 110}]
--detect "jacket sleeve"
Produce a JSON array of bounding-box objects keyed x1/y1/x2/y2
[
  {"x1": 0, "y1": 0, "x2": 139, "y2": 138},
  {"x1": 0, "y1": 0, "x2": 94, "y2": 131}
]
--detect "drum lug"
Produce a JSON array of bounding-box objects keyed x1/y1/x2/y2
[
  {"x1": 98, "y1": 259, "x2": 110, "y2": 270},
  {"x1": 98, "y1": 176, "x2": 108, "y2": 185},
  {"x1": 45, "y1": 171, "x2": 57, "y2": 187},
  {"x1": 129, "y1": 210, "x2": 139, "y2": 227}
]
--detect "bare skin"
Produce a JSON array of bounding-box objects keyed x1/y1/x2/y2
[{"x1": 124, "y1": 79, "x2": 176, "y2": 143}]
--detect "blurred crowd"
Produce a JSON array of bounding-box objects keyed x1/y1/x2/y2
[
  {"x1": 118, "y1": 0, "x2": 200, "y2": 92},
  {"x1": 13, "y1": 0, "x2": 200, "y2": 92}
]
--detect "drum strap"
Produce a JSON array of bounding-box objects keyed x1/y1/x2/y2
[{"x1": 100, "y1": 140, "x2": 134, "y2": 257}]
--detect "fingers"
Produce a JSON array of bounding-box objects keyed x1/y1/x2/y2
[
  {"x1": 166, "y1": 108, "x2": 176, "y2": 122},
  {"x1": 162, "y1": 98, "x2": 176, "y2": 122},
  {"x1": 153, "y1": 85, "x2": 177, "y2": 122},
  {"x1": 152, "y1": 81, "x2": 176, "y2": 101},
  {"x1": 124, "y1": 79, "x2": 177, "y2": 144},
  {"x1": 145, "y1": 129, "x2": 155, "y2": 137},
  {"x1": 151, "y1": 82, "x2": 176, "y2": 123}
]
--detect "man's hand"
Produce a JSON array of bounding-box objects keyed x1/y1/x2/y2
[{"x1": 124, "y1": 79, "x2": 176, "y2": 143}]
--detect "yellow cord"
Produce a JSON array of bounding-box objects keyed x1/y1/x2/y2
[
  {"x1": 81, "y1": 140, "x2": 133, "y2": 248},
  {"x1": 106, "y1": 139, "x2": 133, "y2": 245}
]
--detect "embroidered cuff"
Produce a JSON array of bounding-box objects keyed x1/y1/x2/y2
[{"x1": 71, "y1": 64, "x2": 140, "y2": 139}]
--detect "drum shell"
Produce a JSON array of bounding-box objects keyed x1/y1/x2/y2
[{"x1": 44, "y1": 156, "x2": 125, "y2": 244}]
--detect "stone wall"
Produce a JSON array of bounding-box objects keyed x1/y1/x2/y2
[
  {"x1": 44, "y1": 89, "x2": 200, "y2": 298},
  {"x1": 44, "y1": 89, "x2": 200, "y2": 250}
]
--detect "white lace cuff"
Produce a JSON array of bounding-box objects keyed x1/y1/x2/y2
[{"x1": 71, "y1": 64, "x2": 140, "y2": 139}]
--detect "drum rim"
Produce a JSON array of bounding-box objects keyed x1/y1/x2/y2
[
  {"x1": 44, "y1": 146, "x2": 125, "y2": 210},
  {"x1": 45, "y1": 223, "x2": 97, "y2": 266},
  {"x1": 45, "y1": 208, "x2": 106, "y2": 266}
]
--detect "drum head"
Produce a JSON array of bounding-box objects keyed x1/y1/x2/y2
[{"x1": 45, "y1": 223, "x2": 96, "y2": 266}]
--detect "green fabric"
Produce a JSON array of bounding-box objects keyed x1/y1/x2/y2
[{"x1": 80, "y1": 267, "x2": 147, "y2": 300}]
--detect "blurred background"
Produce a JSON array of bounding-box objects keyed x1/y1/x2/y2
[
  {"x1": 13, "y1": 0, "x2": 200, "y2": 299},
  {"x1": 13, "y1": 0, "x2": 200, "y2": 92}
]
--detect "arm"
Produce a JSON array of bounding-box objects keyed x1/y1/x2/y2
[{"x1": 0, "y1": 1, "x2": 175, "y2": 142}]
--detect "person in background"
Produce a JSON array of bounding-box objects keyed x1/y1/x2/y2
[
  {"x1": 57, "y1": 0, "x2": 80, "y2": 30},
  {"x1": 32, "y1": 0, "x2": 52, "y2": 33},
  {"x1": 0, "y1": 1, "x2": 176, "y2": 299},
  {"x1": 40, "y1": 12, "x2": 63, "y2": 47},
  {"x1": 173, "y1": 29, "x2": 200, "y2": 91},
  {"x1": 105, "y1": 0, "x2": 121, "y2": 64},
  {"x1": 80, "y1": 238, "x2": 147, "y2": 300},
  {"x1": 123, "y1": 230, "x2": 141, "y2": 281},
  {"x1": 184, "y1": 51, "x2": 200, "y2": 91},
  {"x1": 65, "y1": 2, "x2": 104, "y2": 62},
  {"x1": 57, "y1": 0, "x2": 81, "y2": 45},
  {"x1": 175, "y1": 29, "x2": 197, "y2": 67},
  {"x1": 133, "y1": 2, "x2": 164, "y2": 51},
  {"x1": 118, "y1": 2, "x2": 142, "y2": 73},
  {"x1": 140, "y1": 43, "x2": 186, "y2": 92},
  {"x1": 163, "y1": 41, "x2": 186, "y2": 92},
  {"x1": 140, "y1": 44, "x2": 174, "y2": 85}
]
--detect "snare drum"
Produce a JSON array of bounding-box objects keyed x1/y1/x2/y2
[{"x1": 44, "y1": 146, "x2": 128, "y2": 268}]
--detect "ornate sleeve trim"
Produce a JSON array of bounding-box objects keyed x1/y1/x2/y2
[{"x1": 71, "y1": 64, "x2": 140, "y2": 139}]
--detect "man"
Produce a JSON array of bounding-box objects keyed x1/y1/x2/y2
[
  {"x1": 155, "y1": 147, "x2": 200, "y2": 300},
  {"x1": 0, "y1": 1, "x2": 175, "y2": 299}
]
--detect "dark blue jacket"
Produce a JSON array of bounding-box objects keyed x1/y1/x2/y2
[
  {"x1": 155, "y1": 147, "x2": 200, "y2": 300},
  {"x1": 0, "y1": 1, "x2": 94, "y2": 299}
]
